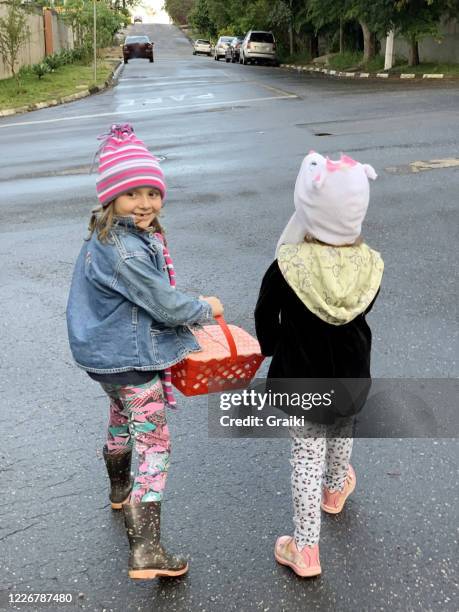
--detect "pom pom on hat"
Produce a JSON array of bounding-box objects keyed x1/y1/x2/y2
[{"x1": 95, "y1": 124, "x2": 166, "y2": 207}]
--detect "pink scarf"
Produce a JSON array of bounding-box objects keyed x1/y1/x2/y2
[{"x1": 154, "y1": 232, "x2": 177, "y2": 408}]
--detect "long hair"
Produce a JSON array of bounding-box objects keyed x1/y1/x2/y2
[{"x1": 86, "y1": 201, "x2": 166, "y2": 244}]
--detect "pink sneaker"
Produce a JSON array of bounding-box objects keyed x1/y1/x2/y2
[
  {"x1": 274, "y1": 536, "x2": 321, "y2": 577},
  {"x1": 321, "y1": 465, "x2": 356, "y2": 514}
]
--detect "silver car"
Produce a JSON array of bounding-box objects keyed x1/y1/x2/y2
[
  {"x1": 193, "y1": 39, "x2": 212, "y2": 56},
  {"x1": 240, "y1": 30, "x2": 279, "y2": 66},
  {"x1": 214, "y1": 36, "x2": 234, "y2": 61}
]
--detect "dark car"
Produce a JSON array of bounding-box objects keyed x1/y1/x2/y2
[
  {"x1": 225, "y1": 36, "x2": 244, "y2": 63},
  {"x1": 123, "y1": 35, "x2": 154, "y2": 64}
]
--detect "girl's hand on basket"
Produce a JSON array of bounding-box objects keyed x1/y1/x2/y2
[{"x1": 200, "y1": 296, "x2": 224, "y2": 317}]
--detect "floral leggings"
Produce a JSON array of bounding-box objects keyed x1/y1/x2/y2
[
  {"x1": 289, "y1": 418, "x2": 354, "y2": 548},
  {"x1": 101, "y1": 375, "x2": 170, "y2": 504}
]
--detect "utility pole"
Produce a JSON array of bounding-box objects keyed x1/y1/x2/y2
[{"x1": 93, "y1": 0, "x2": 97, "y2": 82}]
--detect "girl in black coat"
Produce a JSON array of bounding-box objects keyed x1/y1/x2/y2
[{"x1": 254, "y1": 151, "x2": 383, "y2": 578}]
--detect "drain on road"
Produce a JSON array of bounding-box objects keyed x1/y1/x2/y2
[{"x1": 295, "y1": 124, "x2": 334, "y2": 136}]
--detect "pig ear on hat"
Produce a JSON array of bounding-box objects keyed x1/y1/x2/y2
[
  {"x1": 362, "y1": 163, "x2": 378, "y2": 180},
  {"x1": 303, "y1": 152, "x2": 326, "y2": 190}
]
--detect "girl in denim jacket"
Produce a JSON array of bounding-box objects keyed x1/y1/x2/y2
[{"x1": 66, "y1": 124, "x2": 223, "y2": 580}]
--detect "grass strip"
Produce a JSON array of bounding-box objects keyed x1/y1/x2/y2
[
  {"x1": 0, "y1": 60, "x2": 117, "y2": 111},
  {"x1": 323, "y1": 52, "x2": 458, "y2": 76}
]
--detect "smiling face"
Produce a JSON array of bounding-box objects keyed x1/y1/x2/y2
[{"x1": 112, "y1": 186, "x2": 163, "y2": 229}]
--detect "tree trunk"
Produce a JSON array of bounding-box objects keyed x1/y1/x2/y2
[
  {"x1": 359, "y1": 20, "x2": 375, "y2": 63},
  {"x1": 310, "y1": 34, "x2": 319, "y2": 59},
  {"x1": 408, "y1": 37, "x2": 419, "y2": 66},
  {"x1": 339, "y1": 18, "x2": 344, "y2": 54}
]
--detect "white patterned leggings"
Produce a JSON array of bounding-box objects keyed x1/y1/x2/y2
[{"x1": 289, "y1": 418, "x2": 354, "y2": 548}]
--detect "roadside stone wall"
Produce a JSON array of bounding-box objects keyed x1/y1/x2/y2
[{"x1": 381, "y1": 18, "x2": 459, "y2": 63}]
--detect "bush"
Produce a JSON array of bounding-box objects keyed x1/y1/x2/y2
[
  {"x1": 18, "y1": 64, "x2": 33, "y2": 78},
  {"x1": 32, "y1": 62, "x2": 51, "y2": 79},
  {"x1": 44, "y1": 53, "x2": 62, "y2": 70},
  {"x1": 60, "y1": 49, "x2": 73, "y2": 65}
]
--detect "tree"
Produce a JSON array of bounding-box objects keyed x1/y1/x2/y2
[
  {"x1": 308, "y1": 0, "x2": 394, "y2": 62},
  {"x1": 163, "y1": 0, "x2": 195, "y2": 25},
  {"x1": 189, "y1": 0, "x2": 217, "y2": 38},
  {"x1": 0, "y1": 0, "x2": 30, "y2": 84},
  {"x1": 393, "y1": 0, "x2": 459, "y2": 65},
  {"x1": 60, "y1": 0, "x2": 124, "y2": 56}
]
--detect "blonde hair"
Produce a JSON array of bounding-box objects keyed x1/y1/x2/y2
[
  {"x1": 86, "y1": 190, "x2": 166, "y2": 244},
  {"x1": 303, "y1": 233, "x2": 363, "y2": 247}
]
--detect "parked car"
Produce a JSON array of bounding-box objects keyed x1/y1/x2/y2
[
  {"x1": 123, "y1": 35, "x2": 154, "y2": 63},
  {"x1": 193, "y1": 39, "x2": 212, "y2": 56},
  {"x1": 240, "y1": 30, "x2": 279, "y2": 66},
  {"x1": 133, "y1": 15, "x2": 143, "y2": 23},
  {"x1": 225, "y1": 36, "x2": 244, "y2": 63},
  {"x1": 214, "y1": 36, "x2": 234, "y2": 61}
]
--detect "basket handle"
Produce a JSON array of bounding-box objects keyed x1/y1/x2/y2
[{"x1": 214, "y1": 315, "x2": 238, "y2": 363}]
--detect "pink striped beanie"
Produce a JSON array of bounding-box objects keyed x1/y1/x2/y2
[{"x1": 96, "y1": 124, "x2": 166, "y2": 207}]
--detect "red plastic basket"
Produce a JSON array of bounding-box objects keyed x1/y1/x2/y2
[{"x1": 171, "y1": 316, "x2": 264, "y2": 396}]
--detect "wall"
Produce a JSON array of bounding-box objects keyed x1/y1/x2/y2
[
  {"x1": 381, "y1": 18, "x2": 459, "y2": 64},
  {"x1": 0, "y1": 7, "x2": 73, "y2": 80}
]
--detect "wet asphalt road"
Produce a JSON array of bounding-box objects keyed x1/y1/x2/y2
[{"x1": 1, "y1": 23, "x2": 458, "y2": 612}]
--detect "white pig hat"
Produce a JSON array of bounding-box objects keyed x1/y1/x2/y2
[{"x1": 276, "y1": 151, "x2": 377, "y2": 255}]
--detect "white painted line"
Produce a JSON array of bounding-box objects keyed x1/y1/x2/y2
[
  {"x1": 423, "y1": 73, "x2": 444, "y2": 79},
  {"x1": 117, "y1": 79, "x2": 226, "y2": 89},
  {"x1": 119, "y1": 76, "x2": 202, "y2": 83},
  {"x1": 377, "y1": 73, "x2": 389, "y2": 78},
  {"x1": 359, "y1": 73, "x2": 370, "y2": 78},
  {"x1": 344, "y1": 72, "x2": 355, "y2": 77},
  {"x1": 400, "y1": 73, "x2": 416, "y2": 79},
  {"x1": 0, "y1": 94, "x2": 298, "y2": 129}
]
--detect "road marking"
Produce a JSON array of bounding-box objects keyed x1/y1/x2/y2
[
  {"x1": 142, "y1": 98, "x2": 163, "y2": 104},
  {"x1": 385, "y1": 158, "x2": 459, "y2": 174},
  {"x1": 117, "y1": 93, "x2": 215, "y2": 106},
  {"x1": 117, "y1": 79, "x2": 227, "y2": 89},
  {"x1": 119, "y1": 75, "x2": 218, "y2": 82},
  {"x1": 0, "y1": 94, "x2": 298, "y2": 129}
]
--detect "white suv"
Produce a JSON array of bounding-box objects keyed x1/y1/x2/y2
[
  {"x1": 240, "y1": 31, "x2": 279, "y2": 66},
  {"x1": 214, "y1": 36, "x2": 234, "y2": 61},
  {"x1": 193, "y1": 39, "x2": 212, "y2": 56}
]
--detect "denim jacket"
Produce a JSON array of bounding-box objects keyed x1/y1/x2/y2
[{"x1": 66, "y1": 216, "x2": 213, "y2": 373}]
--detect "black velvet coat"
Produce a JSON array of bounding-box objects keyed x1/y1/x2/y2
[{"x1": 254, "y1": 260, "x2": 379, "y2": 424}]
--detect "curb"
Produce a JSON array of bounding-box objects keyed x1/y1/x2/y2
[
  {"x1": 0, "y1": 60, "x2": 123, "y2": 118},
  {"x1": 280, "y1": 64, "x2": 452, "y2": 81}
]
